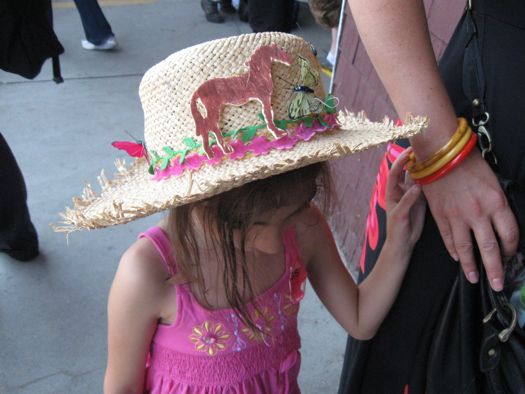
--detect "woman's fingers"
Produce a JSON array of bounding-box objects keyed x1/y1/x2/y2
[
  {"x1": 470, "y1": 221, "x2": 504, "y2": 290},
  {"x1": 447, "y1": 219, "x2": 479, "y2": 282},
  {"x1": 432, "y1": 216, "x2": 458, "y2": 262},
  {"x1": 491, "y1": 201, "x2": 520, "y2": 260}
]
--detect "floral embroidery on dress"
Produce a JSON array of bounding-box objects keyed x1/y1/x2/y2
[
  {"x1": 228, "y1": 312, "x2": 247, "y2": 352},
  {"x1": 273, "y1": 293, "x2": 288, "y2": 332},
  {"x1": 242, "y1": 307, "x2": 275, "y2": 346},
  {"x1": 189, "y1": 321, "x2": 230, "y2": 356},
  {"x1": 283, "y1": 293, "x2": 299, "y2": 316}
]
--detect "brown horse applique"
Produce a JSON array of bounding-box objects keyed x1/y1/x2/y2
[{"x1": 190, "y1": 44, "x2": 294, "y2": 158}]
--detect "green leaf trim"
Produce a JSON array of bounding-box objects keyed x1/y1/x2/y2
[
  {"x1": 325, "y1": 94, "x2": 337, "y2": 114},
  {"x1": 182, "y1": 137, "x2": 199, "y2": 149},
  {"x1": 160, "y1": 157, "x2": 170, "y2": 170}
]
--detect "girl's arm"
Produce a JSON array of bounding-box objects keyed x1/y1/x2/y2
[
  {"x1": 346, "y1": 0, "x2": 518, "y2": 290},
  {"x1": 104, "y1": 241, "x2": 167, "y2": 394},
  {"x1": 303, "y1": 150, "x2": 425, "y2": 339}
]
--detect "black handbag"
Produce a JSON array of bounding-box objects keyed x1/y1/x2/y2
[
  {"x1": 479, "y1": 178, "x2": 525, "y2": 394},
  {"x1": 426, "y1": 3, "x2": 525, "y2": 393},
  {"x1": 426, "y1": 180, "x2": 525, "y2": 394}
]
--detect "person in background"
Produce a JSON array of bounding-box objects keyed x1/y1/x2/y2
[
  {"x1": 73, "y1": 0, "x2": 117, "y2": 50},
  {"x1": 0, "y1": 0, "x2": 64, "y2": 262},
  {"x1": 200, "y1": 0, "x2": 236, "y2": 24},
  {"x1": 0, "y1": 134, "x2": 39, "y2": 262},
  {"x1": 248, "y1": 0, "x2": 298, "y2": 33},
  {"x1": 307, "y1": 0, "x2": 341, "y2": 73},
  {"x1": 338, "y1": 0, "x2": 524, "y2": 392}
]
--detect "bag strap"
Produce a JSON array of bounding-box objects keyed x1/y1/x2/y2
[
  {"x1": 461, "y1": 0, "x2": 497, "y2": 165},
  {"x1": 463, "y1": 2, "x2": 522, "y2": 365}
]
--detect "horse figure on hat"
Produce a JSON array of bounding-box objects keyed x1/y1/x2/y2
[{"x1": 190, "y1": 44, "x2": 294, "y2": 159}]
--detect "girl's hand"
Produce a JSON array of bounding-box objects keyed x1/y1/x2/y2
[{"x1": 386, "y1": 148, "x2": 426, "y2": 249}]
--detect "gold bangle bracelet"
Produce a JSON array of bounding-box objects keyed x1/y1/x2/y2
[
  {"x1": 407, "y1": 117, "x2": 469, "y2": 173},
  {"x1": 410, "y1": 126, "x2": 473, "y2": 179}
]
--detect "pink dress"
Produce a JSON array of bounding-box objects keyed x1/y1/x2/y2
[{"x1": 139, "y1": 226, "x2": 308, "y2": 394}]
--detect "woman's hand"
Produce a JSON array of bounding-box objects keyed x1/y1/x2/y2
[
  {"x1": 421, "y1": 153, "x2": 519, "y2": 290},
  {"x1": 385, "y1": 148, "x2": 426, "y2": 251}
]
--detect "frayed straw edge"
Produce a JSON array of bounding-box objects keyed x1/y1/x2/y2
[
  {"x1": 52, "y1": 158, "x2": 151, "y2": 234},
  {"x1": 337, "y1": 110, "x2": 428, "y2": 140}
]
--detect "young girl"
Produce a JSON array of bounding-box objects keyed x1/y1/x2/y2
[{"x1": 56, "y1": 32, "x2": 427, "y2": 393}]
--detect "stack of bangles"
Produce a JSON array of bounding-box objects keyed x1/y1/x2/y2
[{"x1": 406, "y1": 117, "x2": 478, "y2": 185}]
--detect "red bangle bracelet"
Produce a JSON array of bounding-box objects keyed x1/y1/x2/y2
[{"x1": 416, "y1": 133, "x2": 478, "y2": 185}]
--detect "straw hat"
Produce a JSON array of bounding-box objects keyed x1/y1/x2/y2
[{"x1": 56, "y1": 32, "x2": 426, "y2": 233}]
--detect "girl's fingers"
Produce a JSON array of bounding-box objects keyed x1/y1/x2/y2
[
  {"x1": 403, "y1": 167, "x2": 415, "y2": 188},
  {"x1": 410, "y1": 197, "x2": 427, "y2": 237},
  {"x1": 395, "y1": 184, "x2": 422, "y2": 215},
  {"x1": 387, "y1": 148, "x2": 413, "y2": 209},
  {"x1": 389, "y1": 148, "x2": 411, "y2": 182}
]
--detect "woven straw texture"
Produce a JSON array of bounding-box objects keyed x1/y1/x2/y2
[{"x1": 56, "y1": 32, "x2": 427, "y2": 233}]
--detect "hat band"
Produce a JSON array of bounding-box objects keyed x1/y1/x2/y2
[
  {"x1": 148, "y1": 94, "x2": 339, "y2": 180},
  {"x1": 151, "y1": 110, "x2": 339, "y2": 180}
]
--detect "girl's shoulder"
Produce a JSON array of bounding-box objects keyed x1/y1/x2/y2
[
  {"x1": 120, "y1": 220, "x2": 172, "y2": 277},
  {"x1": 108, "y1": 234, "x2": 177, "y2": 325},
  {"x1": 293, "y1": 204, "x2": 332, "y2": 265},
  {"x1": 115, "y1": 235, "x2": 173, "y2": 299}
]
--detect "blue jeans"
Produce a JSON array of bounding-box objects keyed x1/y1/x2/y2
[{"x1": 73, "y1": 0, "x2": 114, "y2": 44}]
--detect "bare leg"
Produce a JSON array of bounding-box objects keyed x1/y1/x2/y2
[
  {"x1": 212, "y1": 129, "x2": 233, "y2": 155},
  {"x1": 201, "y1": 132, "x2": 214, "y2": 159},
  {"x1": 261, "y1": 99, "x2": 286, "y2": 139}
]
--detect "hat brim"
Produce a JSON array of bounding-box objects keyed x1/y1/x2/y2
[{"x1": 55, "y1": 112, "x2": 426, "y2": 233}]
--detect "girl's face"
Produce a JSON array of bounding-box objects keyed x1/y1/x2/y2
[{"x1": 240, "y1": 201, "x2": 310, "y2": 254}]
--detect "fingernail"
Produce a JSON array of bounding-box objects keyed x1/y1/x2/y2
[
  {"x1": 491, "y1": 278, "x2": 503, "y2": 292},
  {"x1": 451, "y1": 254, "x2": 459, "y2": 262},
  {"x1": 467, "y1": 271, "x2": 479, "y2": 283}
]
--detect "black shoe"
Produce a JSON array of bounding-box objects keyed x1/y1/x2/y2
[
  {"x1": 0, "y1": 224, "x2": 39, "y2": 262},
  {"x1": 1, "y1": 239, "x2": 39, "y2": 261},
  {"x1": 220, "y1": 0, "x2": 236, "y2": 14},
  {"x1": 201, "y1": 0, "x2": 225, "y2": 23},
  {"x1": 4, "y1": 246, "x2": 39, "y2": 262}
]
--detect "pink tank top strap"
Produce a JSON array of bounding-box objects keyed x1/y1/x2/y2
[
  {"x1": 283, "y1": 227, "x2": 301, "y2": 268},
  {"x1": 139, "y1": 226, "x2": 178, "y2": 276},
  {"x1": 283, "y1": 227, "x2": 307, "y2": 304}
]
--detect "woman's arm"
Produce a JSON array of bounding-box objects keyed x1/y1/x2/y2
[
  {"x1": 346, "y1": 0, "x2": 519, "y2": 290},
  {"x1": 104, "y1": 241, "x2": 166, "y2": 394},
  {"x1": 304, "y1": 150, "x2": 425, "y2": 339}
]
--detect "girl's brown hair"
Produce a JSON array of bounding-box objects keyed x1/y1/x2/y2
[{"x1": 168, "y1": 162, "x2": 332, "y2": 329}]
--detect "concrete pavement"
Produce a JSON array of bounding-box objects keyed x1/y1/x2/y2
[{"x1": 0, "y1": 1, "x2": 346, "y2": 392}]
